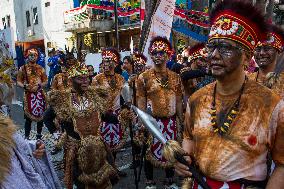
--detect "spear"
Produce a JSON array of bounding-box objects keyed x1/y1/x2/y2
[{"x1": 131, "y1": 106, "x2": 211, "y2": 189}]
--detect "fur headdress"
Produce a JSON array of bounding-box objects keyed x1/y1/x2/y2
[{"x1": 209, "y1": 0, "x2": 268, "y2": 51}]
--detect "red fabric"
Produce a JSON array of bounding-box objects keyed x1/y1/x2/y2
[
  {"x1": 26, "y1": 90, "x2": 46, "y2": 118},
  {"x1": 193, "y1": 177, "x2": 243, "y2": 189},
  {"x1": 150, "y1": 116, "x2": 177, "y2": 162}
]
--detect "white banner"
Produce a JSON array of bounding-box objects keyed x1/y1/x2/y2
[
  {"x1": 0, "y1": 28, "x2": 15, "y2": 61},
  {"x1": 142, "y1": 0, "x2": 175, "y2": 66}
]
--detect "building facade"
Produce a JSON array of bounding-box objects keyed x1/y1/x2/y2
[
  {"x1": 63, "y1": 0, "x2": 141, "y2": 53},
  {"x1": 0, "y1": 0, "x2": 72, "y2": 56}
]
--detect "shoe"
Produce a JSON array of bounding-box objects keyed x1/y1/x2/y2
[
  {"x1": 164, "y1": 183, "x2": 179, "y2": 189},
  {"x1": 118, "y1": 170, "x2": 127, "y2": 177}
]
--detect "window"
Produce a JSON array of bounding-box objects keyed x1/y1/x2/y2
[
  {"x1": 26, "y1": 11, "x2": 31, "y2": 27},
  {"x1": 45, "y1": 2, "x2": 50, "y2": 7},
  {"x1": 7, "y1": 15, "x2": 10, "y2": 27},
  {"x1": 33, "y1": 7, "x2": 38, "y2": 25},
  {"x1": 2, "y1": 17, "x2": 6, "y2": 29}
]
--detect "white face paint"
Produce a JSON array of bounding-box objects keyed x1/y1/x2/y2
[
  {"x1": 28, "y1": 53, "x2": 38, "y2": 62},
  {"x1": 103, "y1": 59, "x2": 115, "y2": 72}
]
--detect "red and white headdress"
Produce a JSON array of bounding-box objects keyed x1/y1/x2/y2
[
  {"x1": 209, "y1": 0, "x2": 268, "y2": 51},
  {"x1": 257, "y1": 24, "x2": 284, "y2": 52},
  {"x1": 101, "y1": 48, "x2": 120, "y2": 64},
  {"x1": 148, "y1": 36, "x2": 173, "y2": 55}
]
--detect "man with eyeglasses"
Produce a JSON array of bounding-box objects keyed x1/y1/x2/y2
[
  {"x1": 249, "y1": 24, "x2": 284, "y2": 98},
  {"x1": 136, "y1": 36, "x2": 183, "y2": 189},
  {"x1": 174, "y1": 0, "x2": 284, "y2": 189}
]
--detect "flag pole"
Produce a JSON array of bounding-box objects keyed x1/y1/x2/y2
[{"x1": 114, "y1": 0, "x2": 120, "y2": 50}]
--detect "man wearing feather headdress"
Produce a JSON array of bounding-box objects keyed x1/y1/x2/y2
[
  {"x1": 249, "y1": 24, "x2": 284, "y2": 98},
  {"x1": 92, "y1": 48, "x2": 129, "y2": 177},
  {"x1": 17, "y1": 48, "x2": 47, "y2": 140},
  {"x1": 175, "y1": 1, "x2": 284, "y2": 188},
  {"x1": 136, "y1": 36, "x2": 183, "y2": 189},
  {"x1": 49, "y1": 53, "x2": 118, "y2": 189}
]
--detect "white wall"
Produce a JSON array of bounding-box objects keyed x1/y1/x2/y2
[
  {"x1": 0, "y1": 0, "x2": 17, "y2": 41},
  {"x1": 14, "y1": 0, "x2": 44, "y2": 42},
  {"x1": 85, "y1": 51, "x2": 131, "y2": 73},
  {"x1": 41, "y1": 0, "x2": 73, "y2": 50}
]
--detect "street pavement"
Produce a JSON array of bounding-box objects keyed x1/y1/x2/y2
[{"x1": 10, "y1": 86, "x2": 181, "y2": 189}]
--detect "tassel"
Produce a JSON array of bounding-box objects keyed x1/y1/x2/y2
[{"x1": 162, "y1": 140, "x2": 185, "y2": 163}]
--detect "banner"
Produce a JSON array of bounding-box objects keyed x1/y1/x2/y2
[
  {"x1": 0, "y1": 28, "x2": 15, "y2": 60},
  {"x1": 140, "y1": 0, "x2": 145, "y2": 27},
  {"x1": 142, "y1": 0, "x2": 176, "y2": 65}
]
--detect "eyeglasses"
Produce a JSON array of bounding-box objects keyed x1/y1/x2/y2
[
  {"x1": 254, "y1": 46, "x2": 276, "y2": 53},
  {"x1": 206, "y1": 43, "x2": 245, "y2": 56},
  {"x1": 151, "y1": 51, "x2": 167, "y2": 56}
]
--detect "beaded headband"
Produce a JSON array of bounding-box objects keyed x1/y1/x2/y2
[
  {"x1": 67, "y1": 62, "x2": 88, "y2": 78},
  {"x1": 133, "y1": 54, "x2": 147, "y2": 65},
  {"x1": 149, "y1": 40, "x2": 172, "y2": 55},
  {"x1": 102, "y1": 50, "x2": 119, "y2": 64},
  {"x1": 209, "y1": 11, "x2": 260, "y2": 51},
  {"x1": 257, "y1": 32, "x2": 284, "y2": 52},
  {"x1": 26, "y1": 48, "x2": 39, "y2": 58}
]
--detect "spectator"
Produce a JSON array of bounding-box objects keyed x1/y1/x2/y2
[
  {"x1": 87, "y1": 65, "x2": 97, "y2": 84},
  {"x1": 47, "y1": 50, "x2": 62, "y2": 89},
  {"x1": 121, "y1": 56, "x2": 133, "y2": 81}
]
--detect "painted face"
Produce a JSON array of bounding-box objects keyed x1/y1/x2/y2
[
  {"x1": 102, "y1": 59, "x2": 115, "y2": 72},
  {"x1": 134, "y1": 62, "x2": 145, "y2": 74},
  {"x1": 150, "y1": 50, "x2": 169, "y2": 65},
  {"x1": 207, "y1": 39, "x2": 246, "y2": 78},
  {"x1": 28, "y1": 52, "x2": 38, "y2": 63},
  {"x1": 254, "y1": 45, "x2": 278, "y2": 69},
  {"x1": 72, "y1": 75, "x2": 90, "y2": 92}
]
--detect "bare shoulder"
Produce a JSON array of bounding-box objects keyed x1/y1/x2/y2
[{"x1": 189, "y1": 82, "x2": 215, "y2": 103}]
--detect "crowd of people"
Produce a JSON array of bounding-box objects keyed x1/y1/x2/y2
[{"x1": 1, "y1": 0, "x2": 284, "y2": 189}]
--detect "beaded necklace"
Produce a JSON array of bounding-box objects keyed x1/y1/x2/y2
[
  {"x1": 210, "y1": 76, "x2": 247, "y2": 136},
  {"x1": 154, "y1": 70, "x2": 169, "y2": 88}
]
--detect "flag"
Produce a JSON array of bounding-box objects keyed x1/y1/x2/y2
[
  {"x1": 140, "y1": 0, "x2": 145, "y2": 28},
  {"x1": 142, "y1": 0, "x2": 176, "y2": 66}
]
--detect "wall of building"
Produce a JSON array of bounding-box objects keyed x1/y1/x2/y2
[
  {"x1": 0, "y1": 0, "x2": 17, "y2": 40},
  {"x1": 14, "y1": 0, "x2": 44, "y2": 42},
  {"x1": 41, "y1": 0, "x2": 73, "y2": 50}
]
